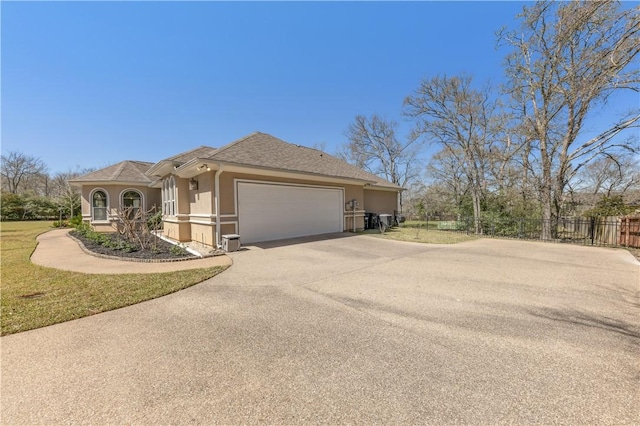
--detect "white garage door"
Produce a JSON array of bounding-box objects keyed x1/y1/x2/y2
[{"x1": 237, "y1": 182, "x2": 344, "y2": 244}]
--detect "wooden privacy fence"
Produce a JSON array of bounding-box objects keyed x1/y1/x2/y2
[
  {"x1": 619, "y1": 216, "x2": 640, "y2": 248},
  {"x1": 557, "y1": 216, "x2": 619, "y2": 246},
  {"x1": 558, "y1": 216, "x2": 640, "y2": 247}
]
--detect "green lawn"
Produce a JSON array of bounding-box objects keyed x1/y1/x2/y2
[
  {"x1": 0, "y1": 221, "x2": 227, "y2": 336},
  {"x1": 362, "y1": 221, "x2": 478, "y2": 244}
]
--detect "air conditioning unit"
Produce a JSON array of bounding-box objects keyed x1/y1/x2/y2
[{"x1": 222, "y1": 234, "x2": 241, "y2": 252}]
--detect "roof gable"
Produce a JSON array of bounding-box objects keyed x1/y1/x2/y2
[
  {"x1": 206, "y1": 132, "x2": 400, "y2": 189},
  {"x1": 162, "y1": 145, "x2": 217, "y2": 163},
  {"x1": 146, "y1": 145, "x2": 218, "y2": 177},
  {"x1": 69, "y1": 160, "x2": 154, "y2": 184}
]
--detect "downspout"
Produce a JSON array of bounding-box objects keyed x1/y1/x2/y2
[
  {"x1": 350, "y1": 199, "x2": 358, "y2": 232},
  {"x1": 353, "y1": 200, "x2": 357, "y2": 232},
  {"x1": 214, "y1": 166, "x2": 224, "y2": 248}
]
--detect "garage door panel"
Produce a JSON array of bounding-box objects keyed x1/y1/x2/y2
[{"x1": 238, "y1": 182, "x2": 343, "y2": 243}]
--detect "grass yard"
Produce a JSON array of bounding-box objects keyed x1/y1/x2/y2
[
  {"x1": 363, "y1": 221, "x2": 478, "y2": 244},
  {"x1": 366, "y1": 221, "x2": 640, "y2": 261},
  {"x1": 0, "y1": 221, "x2": 228, "y2": 336}
]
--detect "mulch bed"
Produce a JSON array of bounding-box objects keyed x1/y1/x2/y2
[{"x1": 69, "y1": 231, "x2": 196, "y2": 260}]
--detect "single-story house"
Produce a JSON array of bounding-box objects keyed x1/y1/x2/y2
[{"x1": 70, "y1": 132, "x2": 402, "y2": 247}]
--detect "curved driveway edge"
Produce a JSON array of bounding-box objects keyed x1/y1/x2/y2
[
  {"x1": 30, "y1": 229, "x2": 231, "y2": 273},
  {"x1": 6, "y1": 234, "x2": 640, "y2": 424}
]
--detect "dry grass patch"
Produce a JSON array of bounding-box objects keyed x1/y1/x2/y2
[
  {"x1": 1, "y1": 221, "x2": 227, "y2": 335},
  {"x1": 362, "y1": 222, "x2": 478, "y2": 244}
]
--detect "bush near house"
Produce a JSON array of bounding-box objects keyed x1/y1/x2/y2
[{"x1": 70, "y1": 221, "x2": 192, "y2": 260}]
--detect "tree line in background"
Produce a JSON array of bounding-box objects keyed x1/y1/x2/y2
[
  {"x1": 339, "y1": 0, "x2": 640, "y2": 238},
  {"x1": 0, "y1": 151, "x2": 90, "y2": 221},
  {"x1": 2, "y1": 1, "x2": 639, "y2": 238}
]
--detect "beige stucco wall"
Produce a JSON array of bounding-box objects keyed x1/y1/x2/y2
[
  {"x1": 191, "y1": 223, "x2": 216, "y2": 247},
  {"x1": 344, "y1": 213, "x2": 365, "y2": 232},
  {"x1": 172, "y1": 171, "x2": 367, "y2": 247},
  {"x1": 176, "y1": 177, "x2": 192, "y2": 215},
  {"x1": 80, "y1": 185, "x2": 161, "y2": 226},
  {"x1": 187, "y1": 172, "x2": 214, "y2": 216},
  {"x1": 163, "y1": 221, "x2": 191, "y2": 243},
  {"x1": 363, "y1": 189, "x2": 398, "y2": 215},
  {"x1": 160, "y1": 171, "x2": 399, "y2": 247},
  {"x1": 78, "y1": 175, "x2": 398, "y2": 245},
  {"x1": 90, "y1": 223, "x2": 117, "y2": 233},
  {"x1": 220, "y1": 223, "x2": 237, "y2": 236}
]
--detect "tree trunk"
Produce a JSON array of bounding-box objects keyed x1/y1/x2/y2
[
  {"x1": 471, "y1": 186, "x2": 483, "y2": 234},
  {"x1": 539, "y1": 149, "x2": 554, "y2": 240}
]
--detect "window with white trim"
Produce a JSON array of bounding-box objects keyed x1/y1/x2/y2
[
  {"x1": 162, "y1": 176, "x2": 176, "y2": 216},
  {"x1": 162, "y1": 179, "x2": 168, "y2": 215},
  {"x1": 92, "y1": 190, "x2": 108, "y2": 221},
  {"x1": 122, "y1": 190, "x2": 142, "y2": 217}
]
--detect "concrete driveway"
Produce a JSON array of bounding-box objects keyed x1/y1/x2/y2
[{"x1": 2, "y1": 235, "x2": 639, "y2": 424}]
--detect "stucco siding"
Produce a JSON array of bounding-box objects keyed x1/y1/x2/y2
[
  {"x1": 163, "y1": 221, "x2": 191, "y2": 243},
  {"x1": 176, "y1": 177, "x2": 192, "y2": 215},
  {"x1": 188, "y1": 172, "x2": 214, "y2": 216},
  {"x1": 191, "y1": 223, "x2": 216, "y2": 247},
  {"x1": 363, "y1": 189, "x2": 398, "y2": 215},
  {"x1": 80, "y1": 185, "x2": 160, "y2": 224}
]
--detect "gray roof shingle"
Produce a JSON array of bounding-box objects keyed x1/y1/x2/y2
[
  {"x1": 162, "y1": 145, "x2": 217, "y2": 163},
  {"x1": 205, "y1": 132, "x2": 400, "y2": 189},
  {"x1": 71, "y1": 133, "x2": 400, "y2": 190},
  {"x1": 69, "y1": 160, "x2": 154, "y2": 184}
]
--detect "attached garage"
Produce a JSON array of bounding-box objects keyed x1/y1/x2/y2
[{"x1": 237, "y1": 181, "x2": 344, "y2": 244}]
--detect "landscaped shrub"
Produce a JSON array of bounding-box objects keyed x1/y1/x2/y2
[
  {"x1": 70, "y1": 206, "x2": 192, "y2": 259},
  {"x1": 1, "y1": 193, "x2": 58, "y2": 221},
  {"x1": 146, "y1": 210, "x2": 163, "y2": 231},
  {"x1": 68, "y1": 215, "x2": 83, "y2": 228},
  {"x1": 170, "y1": 244, "x2": 188, "y2": 256}
]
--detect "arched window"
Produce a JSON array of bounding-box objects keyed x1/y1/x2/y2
[
  {"x1": 162, "y1": 177, "x2": 176, "y2": 216},
  {"x1": 162, "y1": 179, "x2": 168, "y2": 215},
  {"x1": 121, "y1": 190, "x2": 143, "y2": 217},
  {"x1": 168, "y1": 176, "x2": 176, "y2": 216},
  {"x1": 92, "y1": 190, "x2": 108, "y2": 221}
]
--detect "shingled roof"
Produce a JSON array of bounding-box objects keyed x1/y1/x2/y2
[
  {"x1": 69, "y1": 160, "x2": 155, "y2": 184},
  {"x1": 203, "y1": 132, "x2": 400, "y2": 189},
  {"x1": 161, "y1": 145, "x2": 217, "y2": 163},
  {"x1": 145, "y1": 145, "x2": 218, "y2": 178},
  {"x1": 74, "y1": 133, "x2": 400, "y2": 190}
]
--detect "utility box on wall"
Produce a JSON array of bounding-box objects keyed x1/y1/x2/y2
[{"x1": 222, "y1": 234, "x2": 241, "y2": 252}]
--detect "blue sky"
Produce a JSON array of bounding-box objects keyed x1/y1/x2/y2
[{"x1": 2, "y1": 1, "x2": 637, "y2": 174}]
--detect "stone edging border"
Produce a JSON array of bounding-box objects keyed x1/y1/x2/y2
[{"x1": 66, "y1": 232, "x2": 205, "y2": 264}]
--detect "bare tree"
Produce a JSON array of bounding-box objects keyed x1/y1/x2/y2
[
  {"x1": 114, "y1": 205, "x2": 160, "y2": 251},
  {"x1": 404, "y1": 74, "x2": 505, "y2": 233},
  {"x1": 574, "y1": 151, "x2": 640, "y2": 196},
  {"x1": 499, "y1": 0, "x2": 640, "y2": 238},
  {"x1": 426, "y1": 147, "x2": 469, "y2": 216},
  {"x1": 339, "y1": 114, "x2": 421, "y2": 188},
  {"x1": 50, "y1": 169, "x2": 91, "y2": 218},
  {"x1": 0, "y1": 151, "x2": 48, "y2": 194}
]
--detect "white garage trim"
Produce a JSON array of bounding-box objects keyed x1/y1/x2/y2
[{"x1": 236, "y1": 180, "x2": 344, "y2": 244}]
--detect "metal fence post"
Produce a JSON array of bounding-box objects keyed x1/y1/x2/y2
[{"x1": 519, "y1": 218, "x2": 524, "y2": 239}]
